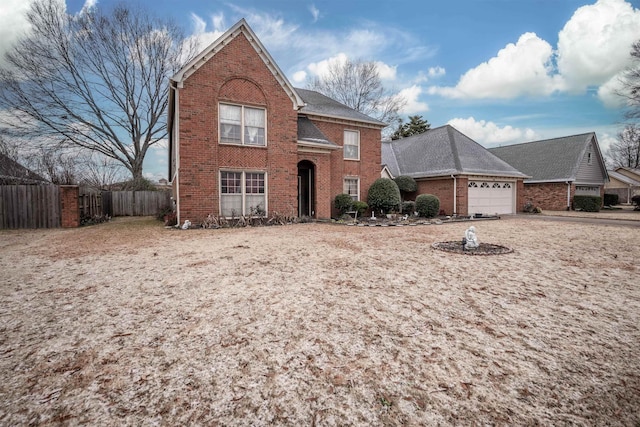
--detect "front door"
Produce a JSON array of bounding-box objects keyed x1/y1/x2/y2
[{"x1": 297, "y1": 161, "x2": 315, "y2": 217}]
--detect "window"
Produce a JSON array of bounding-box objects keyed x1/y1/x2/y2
[
  {"x1": 220, "y1": 171, "x2": 266, "y2": 216},
  {"x1": 587, "y1": 152, "x2": 593, "y2": 165},
  {"x1": 344, "y1": 130, "x2": 360, "y2": 160},
  {"x1": 344, "y1": 177, "x2": 359, "y2": 201},
  {"x1": 219, "y1": 104, "x2": 265, "y2": 146}
]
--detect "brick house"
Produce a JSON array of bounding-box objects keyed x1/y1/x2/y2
[
  {"x1": 605, "y1": 167, "x2": 640, "y2": 204},
  {"x1": 167, "y1": 19, "x2": 385, "y2": 224},
  {"x1": 490, "y1": 133, "x2": 609, "y2": 211},
  {"x1": 382, "y1": 125, "x2": 528, "y2": 216}
]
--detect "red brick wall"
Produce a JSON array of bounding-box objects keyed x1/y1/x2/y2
[
  {"x1": 522, "y1": 182, "x2": 572, "y2": 211},
  {"x1": 310, "y1": 119, "x2": 382, "y2": 218},
  {"x1": 60, "y1": 185, "x2": 79, "y2": 228},
  {"x1": 176, "y1": 32, "x2": 299, "y2": 223},
  {"x1": 415, "y1": 178, "x2": 462, "y2": 216}
]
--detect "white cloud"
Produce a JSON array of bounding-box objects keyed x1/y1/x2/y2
[
  {"x1": 309, "y1": 4, "x2": 320, "y2": 23},
  {"x1": 0, "y1": 0, "x2": 34, "y2": 68},
  {"x1": 597, "y1": 74, "x2": 628, "y2": 108},
  {"x1": 398, "y1": 85, "x2": 429, "y2": 114},
  {"x1": 292, "y1": 70, "x2": 307, "y2": 84},
  {"x1": 448, "y1": 117, "x2": 539, "y2": 146},
  {"x1": 428, "y1": 66, "x2": 445, "y2": 78},
  {"x1": 429, "y1": 33, "x2": 562, "y2": 99},
  {"x1": 557, "y1": 0, "x2": 640, "y2": 93},
  {"x1": 375, "y1": 61, "x2": 397, "y2": 81},
  {"x1": 301, "y1": 53, "x2": 398, "y2": 83}
]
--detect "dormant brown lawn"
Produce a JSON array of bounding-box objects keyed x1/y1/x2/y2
[{"x1": 1, "y1": 216, "x2": 639, "y2": 426}]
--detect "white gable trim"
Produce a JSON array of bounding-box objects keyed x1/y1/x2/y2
[{"x1": 171, "y1": 19, "x2": 304, "y2": 110}]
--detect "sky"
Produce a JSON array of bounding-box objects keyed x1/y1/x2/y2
[{"x1": 1, "y1": 0, "x2": 640, "y2": 181}]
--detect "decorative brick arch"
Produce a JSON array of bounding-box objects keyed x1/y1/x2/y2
[{"x1": 218, "y1": 77, "x2": 267, "y2": 106}]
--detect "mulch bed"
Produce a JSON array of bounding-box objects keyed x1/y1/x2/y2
[{"x1": 432, "y1": 241, "x2": 514, "y2": 255}]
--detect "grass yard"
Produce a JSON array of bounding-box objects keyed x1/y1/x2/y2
[{"x1": 1, "y1": 216, "x2": 639, "y2": 425}]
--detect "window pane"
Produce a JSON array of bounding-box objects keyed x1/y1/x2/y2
[
  {"x1": 220, "y1": 104, "x2": 242, "y2": 144},
  {"x1": 246, "y1": 194, "x2": 265, "y2": 214},
  {"x1": 344, "y1": 130, "x2": 359, "y2": 159},
  {"x1": 245, "y1": 173, "x2": 265, "y2": 194},
  {"x1": 221, "y1": 172, "x2": 241, "y2": 194},
  {"x1": 344, "y1": 178, "x2": 358, "y2": 200},
  {"x1": 221, "y1": 195, "x2": 242, "y2": 217}
]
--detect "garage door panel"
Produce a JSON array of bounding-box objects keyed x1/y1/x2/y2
[{"x1": 468, "y1": 181, "x2": 514, "y2": 215}]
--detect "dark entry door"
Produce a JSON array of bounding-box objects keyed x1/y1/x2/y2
[{"x1": 297, "y1": 161, "x2": 315, "y2": 217}]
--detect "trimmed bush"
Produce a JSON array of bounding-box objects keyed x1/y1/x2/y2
[
  {"x1": 415, "y1": 194, "x2": 440, "y2": 218},
  {"x1": 367, "y1": 178, "x2": 401, "y2": 214},
  {"x1": 573, "y1": 195, "x2": 602, "y2": 212},
  {"x1": 632, "y1": 195, "x2": 640, "y2": 209},
  {"x1": 352, "y1": 201, "x2": 368, "y2": 217},
  {"x1": 334, "y1": 193, "x2": 353, "y2": 215},
  {"x1": 603, "y1": 193, "x2": 619, "y2": 206},
  {"x1": 401, "y1": 201, "x2": 416, "y2": 215},
  {"x1": 394, "y1": 175, "x2": 417, "y2": 194}
]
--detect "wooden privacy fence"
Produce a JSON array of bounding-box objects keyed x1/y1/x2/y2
[
  {"x1": 0, "y1": 185, "x2": 60, "y2": 228},
  {"x1": 0, "y1": 186, "x2": 172, "y2": 229},
  {"x1": 104, "y1": 190, "x2": 171, "y2": 217}
]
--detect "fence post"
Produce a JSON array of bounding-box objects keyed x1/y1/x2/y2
[{"x1": 60, "y1": 185, "x2": 80, "y2": 228}]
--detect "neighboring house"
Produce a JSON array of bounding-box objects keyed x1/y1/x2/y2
[
  {"x1": 382, "y1": 125, "x2": 529, "y2": 216},
  {"x1": 0, "y1": 153, "x2": 48, "y2": 185},
  {"x1": 605, "y1": 167, "x2": 640, "y2": 204},
  {"x1": 490, "y1": 133, "x2": 609, "y2": 211},
  {"x1": 167, "y1": 19, "x2": 386, "y2": 223}
]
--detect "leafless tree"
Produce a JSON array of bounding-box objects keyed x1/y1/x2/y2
[
  {"x1": 608, "y1": 124, "x2": 640, "y2": 169},
  {"x1": 307, "y1": 58, "x2": 406, "y2": 133},
  {"x1": 0, "y1": 0, "x2": 196, "y2": 185},
  {"x1": 619, "y1": 40, "x2": 640, "y2": 121}
]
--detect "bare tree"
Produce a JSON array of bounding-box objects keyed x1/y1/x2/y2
[
  {"x1": 0, "y1": 0, "x2": 196, "y2": 185},
  {"x1": 619, "y1": 40, "x2": 640, "y2": 121},
  {"x1": 608, "y1": 124, "x2": 640, "y2": 169},
  {"x1": 307, "y1": 58, "x2": 406, "y2": 132}
]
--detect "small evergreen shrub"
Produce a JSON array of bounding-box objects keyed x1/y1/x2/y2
[
  {"x1": 603, "y1": 193, "x2": 619, "y2": 206},
  {"x1": 415, "y1": 194, "x2": 440, "y2": 218},
  {"x1": 401, "y1": 201, "x2": 416, "y2": 215},
  {"x1": 632, "y1": 195, "x2": 640, "y2": 210},
  {"x1": 334, "y1": 193, "x2": 353, "y2": 214},
  {"x1": 367, "y1": 178, "x2": 401, "y2": 214},
  {"x1": 352, "y1": 201, "x2": 368, "y2": 217},
  {"x1": 394, "y1": 175, "x2": 417, "y2": 195},
  {"x1": 573, "y1": 195, "x2": 602, "y2": 212}
]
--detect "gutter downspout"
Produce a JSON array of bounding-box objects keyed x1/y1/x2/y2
[
  {"x1": 566, "y1": 181, "x2": 571, "y2": 210},
  {"x1": 170, "y1": 81, "x2": 180, "y2": 224},
  {"x1": 451, "y1": 174, "x2": 457, "y2": 215}
]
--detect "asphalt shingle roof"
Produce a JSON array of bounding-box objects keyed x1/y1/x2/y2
[
  {"x1": 608, "y1": 169, "x2": 640, "y2": 186},
  {"x1": 489, "y1": 133, "x2": 595, "y2": 183},
  {"x1": 295, "y1": 88, "x2": 387, "y2": 127},
  {"x1": 0, "y1": 153, "x2": 48, "y2": 184},
  {"x1": 297, "y1": 116, "x2": 339, "y2": 148},
  {"x1": 382, "y1": 125, "x2": 528, "y2": 179}
]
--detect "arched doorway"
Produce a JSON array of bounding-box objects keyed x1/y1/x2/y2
[{"x1": 297, "y1": 160, "x2": 315, "y2": 217}]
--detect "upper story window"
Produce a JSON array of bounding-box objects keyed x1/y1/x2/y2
[
  {"x1": 219, "y1": 103, "x2": 266, "y2": 146},
  {"x1": 343, "y1": 130, "x2": 360, "y2": 160},
  {"x1": 587, "y1": 152, "x2": 593, "y2": 165}
]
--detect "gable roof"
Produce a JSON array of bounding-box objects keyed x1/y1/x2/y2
[
  {"x1": 170, "y1": 19, "x2": 304, "y2": 110},
  {"x1": 382, "y1": 125, "x2": 528, "y2": 179},
  {"x1": 296, "y1": 88, "x2": 387, "y2": 127},
  {"x1": 0, "y1": 153, "x2": 48, "y2": 184},
  {"x1": 489, "y1": 132, "x2": 607, "y2": 184},
  {"x1": 297, "y1": 116, "x2": 340, "y2": 150},
  {"x1": 608, "y1": 169, "x2": 640, "y2": 186}
]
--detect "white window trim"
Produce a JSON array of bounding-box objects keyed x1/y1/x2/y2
[
  {"x1": 343, "y1": 129, "x2": 360, "y2": 161},
  {"x1": 219, "y1": 170, "x2": 268, "y2": 217},
  {"x1": 344, "y1": 176, "x2": 360, "y2": 201},
  {"x1": 218, "y1": 103, "x2": 267, "y2": 147}
]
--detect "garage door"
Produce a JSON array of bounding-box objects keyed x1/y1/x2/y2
[{"x1": 468, "y1": 181, "x2": 514, "y2": 215}]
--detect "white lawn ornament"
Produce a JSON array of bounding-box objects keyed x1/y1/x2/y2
[
  {"x1": 181, "y1": 219, "x2": 191, "y2": 230},
  {"x1": 464, "y1": 225, "x2": 479, "y2": 250}
]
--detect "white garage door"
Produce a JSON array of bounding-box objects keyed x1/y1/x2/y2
[{"x1": 468, "y1": 181, "x2": 514, "y2": 215}]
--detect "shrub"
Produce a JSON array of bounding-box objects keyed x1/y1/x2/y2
[
  {"x1": 394, "y1": 175, "x2": 417, "y2": 195},
  {"x1": 573, "y1": 195, "x2": 602, "y2": 212},
  {"x1": 632, "y1": 194, "x2": 640, "y2": 209},
  {"x1": 334, "y1": 193, "x2": 353, "y2": 215},
  {"x1": 401, "y1": 201, "x2": 416, "y2": 215},
  {"x1": 415, "y1": 194, "x2": 440, "y2": 218},
  {"x1": 352, "y1": 201, "x2": 368, "y2": 217},
  {"x1": 367, "y1": 178, "x2": 401, "y2": 214},
  {"x1": 603, "y1": 193, "x2": 619, "y2": 206}
]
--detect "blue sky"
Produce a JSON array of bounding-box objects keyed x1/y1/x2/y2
[{"x1": 2, "y1": 0, "x2": 640, "y2": 180}]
